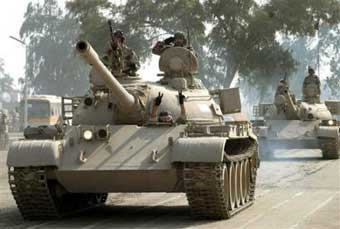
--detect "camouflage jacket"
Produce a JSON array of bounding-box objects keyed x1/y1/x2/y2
[
  {"x1": 303, "y1": 74, "x2": 321, "y2": 96},
  {"x1": 152, "y1": 41, "x2": 196, "y2": 56},
  {"x1": 102, "y1": 44, "x2": 140, "y2": 77}
]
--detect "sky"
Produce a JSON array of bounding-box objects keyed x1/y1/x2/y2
[
  {"x1": 0, "y1": 1, "x2": 28, "y2": 87},
  {"x1": 0, "y1": 0, "x2": 159, "y2": 90},
  {"x1": 0, "y1": 0, "x2": 331, "y2": 91}
]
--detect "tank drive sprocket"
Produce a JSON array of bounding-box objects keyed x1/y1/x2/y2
[{"x1": 8, "y1": 167, "x2": 107, "y2": 220}]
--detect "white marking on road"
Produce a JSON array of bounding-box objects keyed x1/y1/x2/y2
[
  {"x1": 272, "y1": 192, "x2": 303, "y2": 209},
  {"x1": 238, "y1": 191, "x2": 304, "y2": 229},
  {"x1": 289, "y1": 194, "x2": 336, "y2": 229}
]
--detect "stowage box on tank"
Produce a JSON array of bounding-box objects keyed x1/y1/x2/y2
[{"x1": 7, "y1": 41, "x2": 259, "y2": 220}]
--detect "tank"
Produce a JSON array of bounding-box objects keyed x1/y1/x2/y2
[
  {"x1": 253, "y1": 81, "x2": 340, "y2": 160},
  {"x1": 7, "y1": 41, "x2": 259, "y2": 220}
]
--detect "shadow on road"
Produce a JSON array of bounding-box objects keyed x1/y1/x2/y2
[{"x1": 0, "y1": 205, "x2": 216, "y2": 228}]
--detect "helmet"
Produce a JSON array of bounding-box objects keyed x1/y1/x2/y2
[
  {"x1": 308, "y1": 66, "x2": 315, "y2": 74},
  {"x1": 113, "y1": 30, "x2": 125, "y2": 42},
  {"x1": 174, "y1": 32, "x2": 185, "y2": 40},
  {"x1": 173, "y1": 32, "x2": 187, "y2": 46},
  {"x1": 158, "y1": 111, "x2": 173, "y2": 123}
]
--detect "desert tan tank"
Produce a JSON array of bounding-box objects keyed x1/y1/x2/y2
[
  {"x1": 7, "y1": 41, "x2": 259, "y2": 220},
  {"x1": 253, "y1": 79, "x2": 340, "y2": 160}
]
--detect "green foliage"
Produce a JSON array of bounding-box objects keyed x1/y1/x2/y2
[
  {"x1": 0, "y1": 58, "x2": 14, "y2": 95},
  {"x1": 323, "y1": 25, "x2": 340, "y2": 97},
  {"x1": 20, "y1": 0, "x2": 340, "y2": 97},
  {"x1": 20, "y1": 0, "x2": 89, "y2": 96}
]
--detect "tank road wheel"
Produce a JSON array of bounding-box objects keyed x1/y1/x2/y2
[
  {"x1": 228, "y1": 162, "x2": 236, "y2": 211},
  {"x1": 8, "y1": 167, "x2": 107, "y2": 220},
  {"x1": 183, "y1": 158, "x2": 257, "y2": 219},
  {"x1": 320, "y1": 140, "x2": 340, "y2": 160}
]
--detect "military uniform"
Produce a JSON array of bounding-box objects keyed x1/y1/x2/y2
[
  {"x1": 303, "y1": 73, "x2": 321, "y2": 103},
  {"x1": 274, "y1": 80, "x2": 288, "y2": 114},
  {"x1": 152, "y1": 32, "x2": 194, "y2": 56},
  {"x1": 275, "y1": 80, "x2": 288, "y2": 97},
  {"x1": 102, "y1": 44, "x2": 140, "y2": 77}
]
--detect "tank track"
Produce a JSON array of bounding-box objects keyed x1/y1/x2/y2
[
  {"x1": 320, "y1": 140, "x2": 340, "y2": 159},
  {"x1": 8, "y1": 167, "x2": 107, "y2": 220},
  {"x1": 183, "y1": 155, "x2": 257, "y2": 219}
]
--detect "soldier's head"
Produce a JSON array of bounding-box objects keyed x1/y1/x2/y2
[
  {"x1": 174, "y1": 32, "x2": 187, "y2": 47},
  {"x1": 158, "y1": 111, "x2": 173, "y2": 123},
  {"x1": 113, "y1": 30, "x2": 125, "y2": 43},
  {"x1": 308, "y1": 66, "x2": 315, "y2": 75}
]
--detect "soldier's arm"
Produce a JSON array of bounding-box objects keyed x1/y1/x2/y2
[
  {"x1": 152, "y1": 41, "x2": 165, "y2": 55},
  {"x1": 124, "y1": 49, "x2": 140, "y2": 73}
]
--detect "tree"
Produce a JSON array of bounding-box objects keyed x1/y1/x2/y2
[
  {"x1": 323, "y1": 26, "x2": 340, "y2": 97},
  {"x1": 20, "y1": 0, "x2": 89, "y2": 96},
  {"x1": 0, "y1": 58, "x2": 15, "y2": 107},
  {"x1": 205, "y1": 0, "x2": 340, "y2": 88},
  {"x1": 0, "y1": 58, "x2": 14, "y2": 96}
]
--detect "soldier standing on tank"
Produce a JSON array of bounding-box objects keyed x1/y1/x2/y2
[
  {"x1": 274, "y1": 79, "x2": 289, "y2": 114},
  {"x1": 303, "y1": 66, "x2": 321, "y2": 103},
  {"x1": 152, "y1": 32, "x2": 192, "y2": 55},
  {"x1": 102, "y1": 30, "x2": 140, "y2": 77},
  {"x1": 275, "y1": 79, "x2": 288, "y2": 97}
]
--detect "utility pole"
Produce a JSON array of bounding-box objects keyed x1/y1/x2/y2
[
  {"x1": 314, "y1": 20, "x2": 321, "y2": 76},
  {"x1": 9, "y1": 36, "x2": 28, "y2": 129}
]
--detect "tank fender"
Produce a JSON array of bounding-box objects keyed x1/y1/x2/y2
[
  {"x1": 7, "y1": 140, "x2": 63, "y2": 167},
  {"x1": 171, "y1": 137, "x2": 226, "y2": 162},
  {"x1": 316, "y1": 126, "x2": 340, "y2": 140}
]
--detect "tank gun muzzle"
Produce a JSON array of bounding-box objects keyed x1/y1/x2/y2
[{"x1": 76, "y1": 40, "x2": 136, "y2": 109}]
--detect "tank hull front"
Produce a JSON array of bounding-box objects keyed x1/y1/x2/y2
[{"x1": 55, "y1": 169, "x2": 183, "y2": 193}]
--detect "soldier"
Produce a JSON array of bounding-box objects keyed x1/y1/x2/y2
[
  {"x1": 275, "y1": 79, "x2": 288, "y2": 97},
  {"x1": 274, "y1": 79, "x2": 289, "y2": 114},
  {"x1": 303, "y1": 66, "x2": 321, "y2": 103},
  {"x1": 152, "y1": 32, "x2": 191, "y2": 55},
  {"x1": 102, "y1": 30, "x2": 140, "y2": 77}
]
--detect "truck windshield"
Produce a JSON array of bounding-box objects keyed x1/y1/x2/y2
[{"x1": 27, "y1": 100, "x2": 50, "y2": 118}]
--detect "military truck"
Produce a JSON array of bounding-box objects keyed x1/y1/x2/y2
[
  {"x1": 253, "y1": 81, "x2": 340, "y2": 160},
  {"x1": 7, "y1": 41, "x2": 259, "y2": 220}
]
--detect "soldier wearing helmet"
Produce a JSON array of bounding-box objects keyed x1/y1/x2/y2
[
  {"x1": 103, "y1": 30, "x2": 140, "y2": 77},
  {"x1": 302, "y1": 66, "x2": 321, "y2": 103},
  {"x1": 152, "y1": 32, "x2": 192, "y2": 55}
]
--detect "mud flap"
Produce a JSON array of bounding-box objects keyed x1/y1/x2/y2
[
  {"x1": 171, "y1": 137, "x2": 226, "y2": 162},
  {"x1": 7, "y1": 140, "x2": 62, "y2": 167},
  {"x1": 316, "y1": 126, "x2": 340, "y2": 140}
]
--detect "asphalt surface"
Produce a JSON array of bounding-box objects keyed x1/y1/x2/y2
[{"x1": 0, "y1": 138, "x2": 339, "y2": 228}]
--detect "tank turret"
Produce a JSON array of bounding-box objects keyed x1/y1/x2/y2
[
  {"x1": 6, "y1": 39, "x2": 259, "y2": 221},
  {"x1": 76, "y1": 41, "x2": 137, "y2": 110}
]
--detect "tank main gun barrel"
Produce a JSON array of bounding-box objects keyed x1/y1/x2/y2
[{"x1": 76, "y1": 40, "x2": 136, "y2": 109}]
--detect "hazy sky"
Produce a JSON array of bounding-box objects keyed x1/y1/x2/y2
[
  {"x1": 0, "y1": 1, "x2": 28, "y2": 87},
  {"x1": 0, "y1": 0, "x2": 159, "y2": 90}
]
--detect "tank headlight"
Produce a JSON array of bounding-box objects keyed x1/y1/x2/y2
[
  {"x1": 83, "y1": 130, "x2": 93, "y2": 141},
  {"x1": 328, "y1": 120, "x2": 335, "y2": 126}
]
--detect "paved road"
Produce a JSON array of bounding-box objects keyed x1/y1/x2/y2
[{"x1": 0, "y1": 147, "x2": 339, "y2": 228}]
